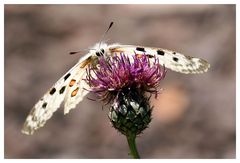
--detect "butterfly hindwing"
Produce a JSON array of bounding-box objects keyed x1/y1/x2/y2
[
  {"x1": 108, "y1": 44, "x2": 210, "y2": 74},
  {"x1": 22, "y1": 53, "x2": 93, "y2": 135},
  {"x1": 63, "y1": 60, "x2": 91, "y2": 114}
]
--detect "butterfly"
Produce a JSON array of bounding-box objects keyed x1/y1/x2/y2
[{"x1": 22, "y1": 22, "x2": 210, "y2": 135}]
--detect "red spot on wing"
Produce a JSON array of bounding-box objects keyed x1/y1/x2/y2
[
  {"x1": 135, "y1": 54, "x2": 143, "y2": 58},
  {"x1": 69, "y1": 79, "x2": 76, "y2": 87},
  {"x1": 71, "y1": 88, "x2": 79, "y2": 97}
]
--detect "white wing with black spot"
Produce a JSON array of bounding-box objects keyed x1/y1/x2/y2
[
  {"x1": 108, "y1": 44, "x2": 210, "y2": 74},
  {"x1": 63, "y1": 66, "x2": 90, "y2": 115},
  {"x1": 153, "y1": 48, "x2": 210, "y2": 74},
  {"x1": 22, "y1": 53, "x2": 92, "y2": 135}
]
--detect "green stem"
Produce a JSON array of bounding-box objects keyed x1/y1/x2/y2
[{"x1": 126, "y1": 132, "x2": 140, "y2": 159}]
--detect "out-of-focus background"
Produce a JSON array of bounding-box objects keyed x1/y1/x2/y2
[{"x1": 4, "y1": 5, "x2": 235, "y2": 158}]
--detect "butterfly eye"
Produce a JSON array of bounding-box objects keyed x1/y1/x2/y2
[
  {"x1": 96, "y1": 52, "x2": 101, "y2": 56},
  {"x1": 101, "y1": 49, "x2": 105, "y2": 54},
  {"x1": 96, "y1": 49, "x2": 105, "y2": 57}
]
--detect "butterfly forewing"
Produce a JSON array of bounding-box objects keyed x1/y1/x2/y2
[
  {"x1": 22, "y1": 53, "x2": 92, "y2": 135},
  {"x1": 108, "y1": 45, "x2": 210, "y2": 74}
]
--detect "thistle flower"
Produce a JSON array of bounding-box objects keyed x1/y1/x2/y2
[
  {"x1": 87, "y1": 54, "x2": 166, "y2": 101},
  {"x1": 86, "y1": 53, "x2": 166, "y2": 158}
]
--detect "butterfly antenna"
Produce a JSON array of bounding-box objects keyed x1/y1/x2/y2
[
  {"x1": 69, "y1": 48, "x2": 95, "y2": 55},
  {"x1": 99, "y1": 22, "x2": 114, "y2": 49},
  {"x1": 70, "y1": 22, "x2": 113, "y2": 55}
]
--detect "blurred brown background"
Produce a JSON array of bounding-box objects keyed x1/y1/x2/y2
[{"x1": 4, "y1": 4, "x2": 235, "y2": 158}]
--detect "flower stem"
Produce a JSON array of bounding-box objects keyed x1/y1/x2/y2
[{"x1": 126, "y1": 132, "x2": 140, "y2": 159}]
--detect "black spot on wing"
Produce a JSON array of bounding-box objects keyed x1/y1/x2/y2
[
  {"x1": 147, "y1": 54, "x2": 154, "y2": 58},
  {"x1": 59, "y1": 86, "x2": 66, "y2": 94},
  {"x1": 157, "y1": 50, "x2": 165, "y2": 56},
  {"x1": 173, "y1": 52, "x2": 176, "y2": 54},
  {"x1": 173, "y1": 57, "x2": 179, "y2": 62},
  {"x1": 136, "y1": 47, "x2": 146, "y2": 52},
  {"x1": 50, "y1": 88, "x2": 56, "y2": 95},
  {"x1": 64, "y1": 73, "x2": 71, "y2": 81},
  {"x1": 42, "y1": 102, "x2": 47, "y2": 108},
  {"x1": 146, "y1": 54, "x2": 154, "y2": 58}
]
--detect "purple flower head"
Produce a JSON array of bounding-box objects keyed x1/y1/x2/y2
[{"x1": 86, "y1": 53, "x2": 167, "y2": 102}]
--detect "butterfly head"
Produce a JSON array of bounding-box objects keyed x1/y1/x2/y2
[{"x1": 90, "y1": 42, "x2": 109, "y2": 58}]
